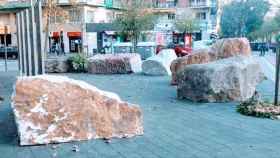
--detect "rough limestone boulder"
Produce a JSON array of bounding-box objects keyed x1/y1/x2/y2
[
  {"x1": 177, "y1": 56, "x2": 265, "y2": 103},
  {"x1": 88, "y1": 53, "x2": 142, "y2": 74},
  {"x1": 171, "y1": 38, "x2": 251, "y2": 85},
  {"x1": 211, "y1": 38, "x2": 251, "y2": 58},
  {"x1": 45, "y1": 57, "x2": 69, "y2": 73},
  {"x1": 12, "y1": 75, "x2": 143, "y2": 146},
  {"x1": 142, "y1": 49, "x2": 177, "y2": 76},
  {"x1": 170, "y1": 49, "x2": 213, "y2": 85}
]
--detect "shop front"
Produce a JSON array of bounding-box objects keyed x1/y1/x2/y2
[{"x1": 68, "y1": 32, "x2": 82, "y2": 53}]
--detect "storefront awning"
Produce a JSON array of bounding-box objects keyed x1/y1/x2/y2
[
  {"x1": 104, "y1": 31, "x2": 115, "y2": 35},
  {"x1": 67, "y1": 32, "x2": 81, "y2": 37},
  {"x1": 52, "y1": 32, "x2": 60, "y2": 38}
]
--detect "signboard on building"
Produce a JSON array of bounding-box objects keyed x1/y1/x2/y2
[
  {"x1": 0, "y1": 26, "x2": 10, "y2": 34},
  {"x1": 105, "y1": 0, "x2": 113, "y2": 8}
]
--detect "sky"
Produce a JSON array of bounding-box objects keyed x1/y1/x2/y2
[{"x1": 267, "y1": 0, "x2": 280, "y2": 18}]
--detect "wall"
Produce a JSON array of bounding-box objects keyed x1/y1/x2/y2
[{"x1": 0, "y1": 13, "x2": 17, "y2": 46}]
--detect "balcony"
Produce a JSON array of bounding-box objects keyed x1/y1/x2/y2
[
  {"x1": 0, "y1": 0, "x2": 30, "y2": 11},
  {"x1": 56, "y1": 0, "x2": 104, "y2": 6},
  {"x1": 151, "y1": 1, "x2": 177, "y2": 13},
  {"x1": 189, "y1": 2, "x2": 211, "y2": 8},
  {"x1": 153, "y1": 1, "x2": 177, "y2": 9}
]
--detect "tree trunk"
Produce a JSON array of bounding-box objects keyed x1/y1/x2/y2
[
  {"x1": 132, "y1": 33, "x2": 138, "y2": 53},
  {"x1": 44, "y1": 11, "x2": 51, "y2": 58}
]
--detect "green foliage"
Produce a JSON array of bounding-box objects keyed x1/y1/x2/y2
[
  {"x1": 220, "y1": 0, "x2": 270, "y2": 38},
  {"x1": 250, "y1": 19, "x2": 280, "y2": 41},
  {"x1": 175, "y1": 17, "x2": 200, "y2": 34},
  {"x1": 68, "y1": 54, "x2": 88, "y2": 73},
  {"x1": 275, "y1": 33, "x2": 280, "y2": 44},
  {"x1": 113, "y1": 0, "x2": 155, "y2": 52},
  {"x1": 237, "y1": 99, "x2": 280, "y2": 119}
]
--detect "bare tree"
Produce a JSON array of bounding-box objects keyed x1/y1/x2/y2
[{"x1": 42, "y1": 0, "x2": 80, "y2": 55}]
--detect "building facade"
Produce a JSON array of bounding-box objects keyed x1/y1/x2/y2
[
  {"x1": 46, "y1": 0, "x2": 122, "y2": 55},
  {"x1": 0, "y1": 12, "x2": 17, "y2": 47},
  {"x1": 0, "y1": 0, "x2": 218, "y2": 55},
  {"x1": 151, "y1": 0, "x2": 217, "y2": 43}
]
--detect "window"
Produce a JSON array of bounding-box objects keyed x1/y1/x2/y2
[
  {"x1": 49, "y1": 14, "x2": 63, "y2": 24},
  {"x1": 69, "y1": 9, "x2": 81, "y2": 23},
  {"x1": 87, "y1": 11, "x2": 95, "y2": 23},
  {"x1": 168, "y1": 13, "x2": 175, "y2": 20},
  {"x1": 196, "y1": 12, "x2": 206, "y2": 20}
]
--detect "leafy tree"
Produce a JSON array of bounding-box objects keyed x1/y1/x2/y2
[
  {"x1": 175, "y1": 10, "x2": 199, "y2": 45},
  {"x1": 250, "y1": 19, "x2": 279, "y2": 42},
  {"x1": 114, "y1": 0, "x2": 155, "y2": 53},
  {"x1": 220, "y1": 0, "x2": 270, "y2": 38}
]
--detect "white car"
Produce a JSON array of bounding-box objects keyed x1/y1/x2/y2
[{"x1": 193, "y1": 40, "x2": 213, "y2": 50}]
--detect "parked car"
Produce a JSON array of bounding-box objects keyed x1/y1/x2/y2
[
  {"x1": 174, "y1": 45, "x2": 192, "y2": 57},
  {"x1": 250, "y1": 42, "x2": 269, "y2": 52},
  {"x1": 0, "y1": 46, "x2": 18, "y2": 59},
  {"x1": 269, "y1": 43, "x2": 277, "y2": 53},
  {"x1": 156, "y1": 44, "x2": 192, "y2": 57},
  {"x1": 193, "y1": 40, "x2": 213, "y2": 50}
]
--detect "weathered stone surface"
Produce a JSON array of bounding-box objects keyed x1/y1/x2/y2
[
  {"x1": 142, "y1": 49, "x2": 177, "y2": 76},
  {"x1": 177, "y1": 56, "x2": 265, "y2": 102},
  {"x1": 45, "y1": 57, "x2": 69, "y2": 73},
  {"x1": 12, "y1": 75, "x2": 143, "y2": 146},
  {"x1": 171, "y1": 38, "x2": 252, "y2": 85},
  {"x1": 170, "y1": 49, "x2": 213, "y2": 85},
  {"x1": 211, "y1": 38, "x2": 251, "y2": 58},
  {"x1": 88, "y1": 53, "x2": 142, "y2": 74}
]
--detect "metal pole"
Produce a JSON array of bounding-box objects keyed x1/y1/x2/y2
[
  {"x1": 274, "y1": 47, "x2": 280, "y2": 105},
  {"x1": 4, "y1": 26, "x2": 8, "y2": 72}
]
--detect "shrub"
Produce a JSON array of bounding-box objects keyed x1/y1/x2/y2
[
  {"x1": 237, "y1": 99, "x2": 280, "y2": 119},
  {"x1": 68, "y1": 54, "x2": 88, "y2": 73}
]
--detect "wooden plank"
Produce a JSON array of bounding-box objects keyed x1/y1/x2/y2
[
  {"x1": 16, "y1": 13, "x2": 22, "y2": 74},
  {"x1": 20, "y1": 11, "x2": 26, "y2": 75},
  {"x1": 29, "y1": 1, "x2": 38, "y2": 75},
  {"x1": 34, "y1": 0, "x2": 44, "y2": 74},
  {"x1": 24, "y1": 9, "x2": 32, "y2": 76}
]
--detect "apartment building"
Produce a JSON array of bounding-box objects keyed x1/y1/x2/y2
[
  {"x1": 0, "y1": 0, "x2": 218, "y2": 55},
  {"x1": 0, "y1": 12, "x2": 17, "y2": 47},
  {"x1": 0, "y1": 0, "x2": 22, "y2": 48},
  {"x1": 46, "y1": 0, "x2": 122, "y2": 54},
  {"x1": 151, "y1": 0, "x2": 217, "y2": 45}
]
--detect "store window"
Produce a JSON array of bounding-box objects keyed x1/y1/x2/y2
[
  {"x1": 168, "y1": 13, "x2": 176, "y2": 20},
  {"x1": 69, "y1": 9, "x2": 81, "y2": 23},
  {"x1": 87, "y1": 11, "x2": 95, "y2": 23},
  {"x1": 196, "y1": 12, "x2": 206, "y2": 20}
]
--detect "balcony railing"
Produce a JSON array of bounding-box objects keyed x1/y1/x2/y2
[
  {"x1": 153, "y1": 2, "x2": 176, "y2": 8},
  {"x1": 0, "y1": 0, "x2": 30, "y2": 10},
  {"x1": 190, "y1": 2, "x2": 211, "y2": 8}
]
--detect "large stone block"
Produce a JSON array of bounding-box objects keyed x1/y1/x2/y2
[
  {"x1": 88, "y1": 53, "x2": 142, "y2": 74},
  {"x1": 171, "y1": 38, "x2": 251, "y2": 85},
  {"x1": 45, "y1": 57, "x2": 69, "y2": 73},
  {"x1": 142, "y1": 49, "x2": 177, "y2": 76},
  {"x1": 12, "y1": 75, "x2": 143, "y2": 145},
  {"x1": 211, "y1": 38, "x2": 251, "y2": 58},
  {"x1": 177, "y1": 56, "x2": 265, "y2": 102}
]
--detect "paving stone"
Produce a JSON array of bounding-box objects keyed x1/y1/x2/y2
[{"x1": 1, "y1": 71, "x2": 280, "y2": 158}]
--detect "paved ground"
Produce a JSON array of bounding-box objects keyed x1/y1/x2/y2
[
  {"x1": 253, "y1": 51, "x2": 276, "y2": 82},
  {"x1": 0, "y1": 60, "x2": 18, "y2": 72},
  {"x1": 0, "y1": 55, "x2": 280, "y2": 158}
]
